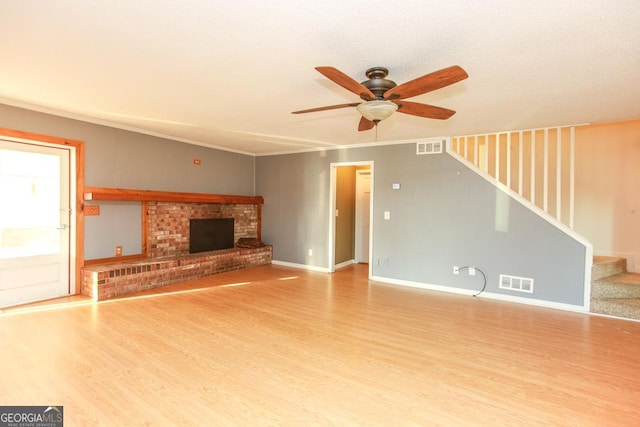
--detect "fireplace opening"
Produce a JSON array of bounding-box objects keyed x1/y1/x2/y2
[{"x1": 189, "y1": 218, "x2": 235, "y2": 254}]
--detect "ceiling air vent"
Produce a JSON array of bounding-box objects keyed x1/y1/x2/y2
[
  {"x1": 499, "y1": 274, "x2": 534, "y2": 293},
  {"x1": 416, "y1": 140, "x2": 443, "y2": 155}
]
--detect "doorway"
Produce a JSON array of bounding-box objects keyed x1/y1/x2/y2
[
  {"x1": 329, "y1": 161, "x2": 373, "y2": 277},
  {"x1": 0, "y1": 139, "x2": 73, "y2": 308}
]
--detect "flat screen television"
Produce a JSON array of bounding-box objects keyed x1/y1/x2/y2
[{"x1": 189, "y1": 218, "x2": 235, "y2": 254}]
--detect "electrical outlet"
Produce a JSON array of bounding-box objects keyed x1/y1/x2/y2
[
  {"x1": 469, "y1": 267, "x2": 476, "y2": 276},
  {"x1": 453, "y1": 266, "x2": 459, "y2": 275},
  {"x1": 115, "y1": 246, "x2": 123, "y2": 256}
]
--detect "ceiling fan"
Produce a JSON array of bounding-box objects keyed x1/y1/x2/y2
[{"x1": 292, "y1": 65, "x2": 468, "y2": 131}]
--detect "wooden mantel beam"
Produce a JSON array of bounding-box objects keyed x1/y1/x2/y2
[{"x1": 84, "y1": 187, "x2": 264, "y2": 205}]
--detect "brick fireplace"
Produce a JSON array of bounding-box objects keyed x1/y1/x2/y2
[
  {"x1": 81, "y1": 189, "x2": 271, "y2": 300},
  {"x1": 148, "y1": 201, "x2": 260, "y2": 258}
]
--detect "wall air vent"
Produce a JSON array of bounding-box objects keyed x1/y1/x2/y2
[
  {"x1": 499, "y1": 274, "x2": 534, "y2": 293},
  {"x1": 416, "y1": 140, "x2": 443, "y2": 155}
]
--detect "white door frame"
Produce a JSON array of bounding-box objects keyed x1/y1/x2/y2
[
  {"x1": 329, "y1": 161, "x2": 374, "y2": 277},
  {"x1": 0, "y1": 134, "x2": 79, "y2": 301}
]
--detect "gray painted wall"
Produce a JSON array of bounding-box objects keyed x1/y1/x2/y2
[
  {"x1": 0, "y1": 103, "x2": 255, "y2": 258},
  {"x1": 84, "y1": 201, "x2": 142, "y2": 259},
  {"x1": 1, "y1": 102, "x2": 587, "y2": 306},
  {"x1": 256, "y1": 142, "x2": 587, "y2": 307}
]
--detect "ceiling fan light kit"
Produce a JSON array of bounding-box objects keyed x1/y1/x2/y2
[
  {"x1": 356, "y1": 100, "x2": 398, "y2": 122},
  {"x1": 293, "y1": 65, "x2": 468, "y2": 131}
]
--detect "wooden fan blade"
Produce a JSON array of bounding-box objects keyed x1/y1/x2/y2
[
  {"x1": 315, "y1": 66, "x2": 376, "y2": 101},
  {"x1": 358, "y1": 116, "x2": 376, "y2": 131},
  {"x1": 384, "y1": 65, "x2": 468, "y2": 100},
  {"x1": 395, "y1": 101, "x2": 456, "y2": 120},
  {"x1": 292, "y1": 102, "x2": 360, "y2": 114}
]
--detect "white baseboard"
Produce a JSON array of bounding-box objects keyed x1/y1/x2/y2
[
  {"x1": 271, "y1": 260, "x2": 331, "y2": 273},
  {"x1": 334, "y1": 259, "x2": 355, "y2": 270},
  {"x1": 588, "y1": 311, "x2": 640, "y2": 323},
  {"x1": 371, "y1": 275, "x2": 476, "y2": 296},
  {"x1": 371, "y1": 275, "x2": 587, "y2": 313},
  {"x1": 477, "y1": 291, "x2": 586, "y2": 313}
]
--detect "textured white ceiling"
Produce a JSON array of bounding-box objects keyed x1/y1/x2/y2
[{"x1": 1, "y1": 1, "x2": 639, "y2": 155}]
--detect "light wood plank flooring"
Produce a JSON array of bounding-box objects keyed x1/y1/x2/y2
[{"x1": 1, "y1": 264, "x2": 639, "y2": 426}]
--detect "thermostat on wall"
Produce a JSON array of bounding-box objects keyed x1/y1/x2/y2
[{"x1": 392, "y1": 183, "x2": 401, "y2": 190}]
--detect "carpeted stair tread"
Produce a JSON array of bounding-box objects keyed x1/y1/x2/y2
[
  {"x1": 598, "y1": 272, "x2": 640, "y2": 285},
  {"x1": 591, "y1": 273, "x2": 640, "y2": 299},
  {"x1": 591, "y1": 256, "x2": 627, "y2": 281},
  {"x1": 593, "y1": 255, "x2": 625, "y2": 264},
  {"x1": 591, "y1": 298, "x2": 640, "y2": 321},
  {"x1": 590, "y1": 257, "x2": 640, "y2": 321}
]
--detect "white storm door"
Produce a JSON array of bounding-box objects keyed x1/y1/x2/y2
[
  {"x1": 0, "y1": 140, "x2": 71, "y2": 308},
  {"x1": 355, "y1": 170, "x2": 371, "y2": 263}
]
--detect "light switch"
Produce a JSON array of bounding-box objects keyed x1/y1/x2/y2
[
  {"x1": 384, "y1": 211, "x2": 390, "y2": 220},
  {"x1": 392, "y1": 183, "x2": 401, "y2": 190}
]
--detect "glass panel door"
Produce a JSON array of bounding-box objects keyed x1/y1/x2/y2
[{"x1": 0, "y1": 140, "x2": 70, "y2": 308}]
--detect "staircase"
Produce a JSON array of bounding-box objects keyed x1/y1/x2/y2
[
  {"x1": 591, "y1": 256, "x2": 640, "y2": 321},
  {"x1": 449, "y1": 130, "x2": 638, "y2": 321}
]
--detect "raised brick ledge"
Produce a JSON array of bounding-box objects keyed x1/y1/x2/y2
[{"x1": 81, "y1": 246, "x2": 272, "y2": 301}]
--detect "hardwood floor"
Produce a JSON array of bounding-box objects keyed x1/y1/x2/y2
[{"x1": 1, "y1": 264, "x2": 639, "y2": 426}]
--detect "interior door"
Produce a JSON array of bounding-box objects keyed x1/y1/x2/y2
[
  {"x1": 355, "y1": 170, "x2": 371, "y2": 263},
  {"x1": 0, "y1": 140, "x2": 71, "y2": 308}
]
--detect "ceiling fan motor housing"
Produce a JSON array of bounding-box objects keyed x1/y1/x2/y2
[{"x1": 360, "y1": 67, "x2": 396, "y2": 100}]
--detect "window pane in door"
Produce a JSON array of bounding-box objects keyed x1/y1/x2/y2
[{"x1": 0, "y1": 149, "x2": 61, "y2": 259}]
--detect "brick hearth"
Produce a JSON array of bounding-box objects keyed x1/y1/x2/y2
[
  {"x1": 81, "y1": 199, "x2": 271, "y2": 300},
  {"x1": 81, "y1": 246, "x2": 272, "y2": 300}
]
